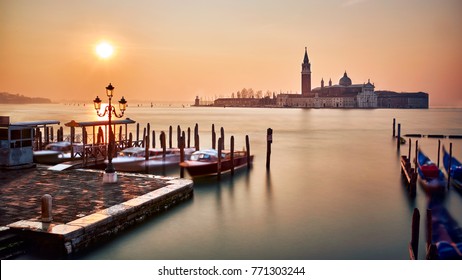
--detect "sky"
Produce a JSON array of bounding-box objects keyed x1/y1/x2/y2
[{"x1": 1, "y1": 0, "x2": 461, "y2": 107}]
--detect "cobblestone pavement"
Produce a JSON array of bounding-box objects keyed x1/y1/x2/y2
[{"x1": 0, "y1": 166, "x2": 168, "y2": 226}]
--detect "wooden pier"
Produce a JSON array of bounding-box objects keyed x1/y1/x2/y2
[{"x1": 400, "y1": 139, "x2": 417, "y2": 196}]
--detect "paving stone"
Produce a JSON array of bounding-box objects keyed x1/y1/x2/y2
[{"x1": 0, "y1": 165, "x2": 167, "y2": 226}]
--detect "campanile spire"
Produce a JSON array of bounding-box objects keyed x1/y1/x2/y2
[{"x1": 301, "y1": 47, "x2": 311, "y2": 95}]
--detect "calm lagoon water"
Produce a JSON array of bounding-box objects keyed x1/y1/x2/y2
[{"x1": 2, "y1": 104, "x2": 462, "y2": 260}]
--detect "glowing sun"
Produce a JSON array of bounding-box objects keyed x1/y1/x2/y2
[{"x1": 95, "y1": 42, "x2": 114, "y2": 59}]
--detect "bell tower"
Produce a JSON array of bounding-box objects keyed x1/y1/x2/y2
[{"x1": 301, "y1": 47, "x2": 311, "y2": 95}]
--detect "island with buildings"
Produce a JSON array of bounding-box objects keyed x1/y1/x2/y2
[
  {"x1": 194, "y1": 48, "x2": 429, "y2": 109},
  {"x1": 0, "y1": 92, "x2": 52, "y2": 104}
]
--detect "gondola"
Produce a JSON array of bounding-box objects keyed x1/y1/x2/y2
[
  {"x1": 442, "y1": 145, "x2": 462, "y2": 190},
  {"x1": 416, "y1": 148, "x2": 447, "y2": 193}
]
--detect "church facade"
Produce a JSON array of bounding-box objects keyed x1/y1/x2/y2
[{"x1": 277, "y1": 48, "x2": 428, "y2": 109}]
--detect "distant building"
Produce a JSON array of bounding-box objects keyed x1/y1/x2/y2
[
  {"x1": 196, "y1": 47, "x2": 429, "y2": 108},
  {"x1": 376, "y1": 91, "x2": 429, "y2": 108},
  {"x1": 278, "y1": 48, "x2": 428, "y2": 109}
]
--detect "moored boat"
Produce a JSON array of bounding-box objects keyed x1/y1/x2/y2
[
  {"x1": 416, "y1": 148, "x2": 447, "y2": 193},
  {"x1": 442, "y1": 145, "x2": 462, "y2": 190},
  {"x1": 179, "y1": 149, "x2": 253, "y2": 177},
  {"x1": 33, "y1": 141, "x2": 74, "y2": 164},
  {"x1": 111, "y1": 146, "x2": 195, "y2": 172}
]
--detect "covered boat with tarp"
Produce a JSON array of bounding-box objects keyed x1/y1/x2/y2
[{"x1": 416, "y1": 148, "x2": 446, "y2": 193}]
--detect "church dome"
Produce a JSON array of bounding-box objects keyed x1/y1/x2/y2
[{"x1": 339, "y1": 71, "x2": 352, "y2": 86}]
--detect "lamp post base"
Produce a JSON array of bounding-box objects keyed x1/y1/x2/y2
[{"x1": 103, "y1": 171, "x2": 118, "y2": 184}]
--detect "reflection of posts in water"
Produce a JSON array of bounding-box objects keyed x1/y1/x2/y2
[
  {"x1": 425, "y1": 209, "x2": 434, "y2": 259},
  {"x1": 425, "y1": 207, "x2": 439, "y2": 260},
  {"x1": 409, "y1": 208, "x2": 420, "y2": 260}
]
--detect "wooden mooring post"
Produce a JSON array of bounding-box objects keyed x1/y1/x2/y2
[
  {"x1": 136, "y1": 123, "x2": 140, "y2": 143},
  {"x1": 41, "y1": 194, "x2": 53, "y2": 223},
  {"x1": 144, "y1": 134, "x2": 150, "y2": 173},
  {"x1": 160, "y1": 131, "x2": 166, "y2": 161},
  {"x1": 220, "y1": 127, "x2": 225, "y2": 150},
  {"x1": 230, "y1": 136, "x2": 235, "y2": 175},
  {"x1": 177, "y1": 125, "x2": 181, "y2": 148},
  {"x1": 437, "y1": 140, "x2": 441, "y2": 168},
  {"x1": 169, "y1": 125, "x2": 173, "y2": 148},
  {"x1": 194, "y1": 123, "x2": 199, "y2": 151},
  {"x1": 266, "y1": 128, "x2": 273, "y2": 170},
  {"x1": 447, "y1": 142, "x2": 453, "y2": 190},
  {"x1": 397, "y1": 123, "x2": 401, "y2": 150},
  {"x1": 409, "y1": 208, "x2": 420, "y2": 260},
  {"x1": 212, "y1": 124, "x2": 216, "y2": 150},
  {"x1": 393, "y1": 118, "x2": 396, "y2": 138},
  {"x1": 217, "y1": 137, "x2": 222, "y2": 179},
  {"x1": 180, "y1": 134, "x2": 185, "y2": 178},
  {"x1": 246, "y1": 135, "x2": 251, "y2": 169},
  {"x1": 401, "y1": 138, "x2": 417, "y2": 196}
]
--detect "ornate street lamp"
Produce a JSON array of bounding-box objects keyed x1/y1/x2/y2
[{"x1": 93, "y1": 83, "x2": 127, "y2": 183}]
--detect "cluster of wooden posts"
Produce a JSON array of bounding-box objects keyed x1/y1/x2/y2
[
  {"x1": 34, "y1": 126, "x2": 65, "y2": 150},
  {"x1": 33, "y1": 121, "x2": 274, "y2": 177},
  {"x1": 394, "y1": 119, "x2": 459, "y2": 260},
  {"x1": 395, "y1": 119, "x2": 455, "y2": 195},
  {"x1": 129, "y1": 123, "x2": 273, "y2": 178}
]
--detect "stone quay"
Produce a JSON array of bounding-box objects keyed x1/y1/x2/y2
[{"x1": 0, "y1": 165, "x2": 193, "y2": 258}]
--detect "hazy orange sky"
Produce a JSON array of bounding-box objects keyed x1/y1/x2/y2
[{"x1": 1, "y1": 0, "x2": 461, "y2": 107}]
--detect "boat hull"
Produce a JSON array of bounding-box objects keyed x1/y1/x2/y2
[
  {"x1": 180, "y1": 155, "x2": 253, "y2": 177},
  {"x1": 442, "y1": 146, "x2": 462, "y2": 190}
]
